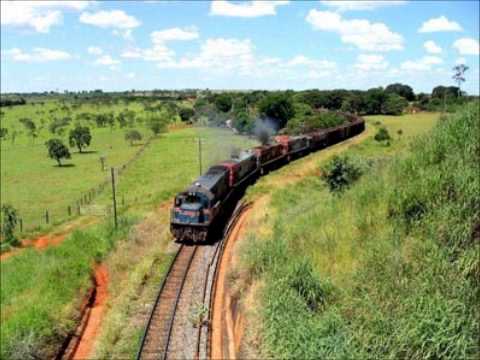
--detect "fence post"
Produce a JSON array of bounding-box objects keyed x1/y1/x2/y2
[
  {"x1": 45, "y1": 209, "x2": 49, "y2": 224},
  {"x1": 19, "y1": 218, "x2": 23, "y2": 232},
  {"x1": 111, "y1": 167, "x2": 118, "y2": 229},
  {"x1": 68, "y1": 206, "x2": 71, "y2": 216}
]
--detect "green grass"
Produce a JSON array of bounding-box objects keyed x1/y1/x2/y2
[
  {"x1": 0, "y1": 218, "x2": 134, "y2": 359},
  {"x1": 240, "y1": 107, "x2": 479, "y2": 358},
  {"x1": 1, "y1": 99, "x2": 257, "y2": 235}
]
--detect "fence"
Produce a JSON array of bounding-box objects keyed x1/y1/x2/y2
[{"x1": 11, "y1": 136, "x2": 155, "y2": 235}]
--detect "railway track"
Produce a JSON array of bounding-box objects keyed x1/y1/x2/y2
[{"x1": 136, "y1": 203, "x2": 250, "y2": 360}]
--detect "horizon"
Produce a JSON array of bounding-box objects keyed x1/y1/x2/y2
[{"x1": 1, "y1": 1, "x2": 479, "y2": 94}]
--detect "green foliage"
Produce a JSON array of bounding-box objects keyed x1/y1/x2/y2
[
  {"x1": 385, "y1": 83, "x2": 415, "y2": 101},
  {"x1": 242, "y1": 103, "x2": 479, "y2": 359},
  {"x1": 258, "y1": 93, "x2": 295, "y2": 130},
  {"x1": 232, "y1": 111, "x2": 253, "y2": 133},
  {"x1": 0, "y1": 127, "x2": 8, "y2": 139},
  {"x1": 374, "y1": 127, "x2": 392, "y2": 143},
  {"x1": 19, "y1": 117, "x2": 37, "y2": 140},
  {"x1": 382, "y1": 93, "x2": 408, "y2": 115},
  {"x1": 321, "y1": 155, "x2": 363, "y2": 192},
  {"x1": 0, "y1": 219, "x2": 134, "y2": 359},
  {"x1": 178, "y1": 107, "x2": 194, "y2": 122},
  {"x1": 69, "y1": 125, "x2": 92, "y2": 153},
  {"x1": 214, "y1": 94, "x2": 233, "y2": 113},
  {"x1": 49, "y1": 117, "x2": 71, "y2": 135},
  {"x1": 45, "y1": 138, "x2": 71, "y2": 166},
  {"x1": 1, "y1": 204, "x2": 19, "y2": 246},
  {"x1": 147, "y1": 111, "x2": 168, "y2": 136},
  {"x1": 124, "y1": 129, "x2": 142, "y2": 146},
  {"x1": 432, "y1": 85, "x2": 459, "y2": 99}
]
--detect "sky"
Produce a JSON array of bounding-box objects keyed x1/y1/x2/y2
[{"x1": 1, "y1": 0, "x2": 479, "y2": 94}]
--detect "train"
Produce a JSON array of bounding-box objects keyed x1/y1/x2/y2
[{"x1": 170, "y1": 113, "x2": 365, "y2": 242}]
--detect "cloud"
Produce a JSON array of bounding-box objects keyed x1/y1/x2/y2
[
  {"x1": 87, "y1": 46, "x2": 103, "y2": 55},
  {"x1": 1, "y1": 0, "x2": 91, "y2": 33},
  {"x1": 95, "y1": 55, "x2": 121, "y2": 66},
  {"x1": 126, "y1": 72, "x2": 136, "y2": 79},
  {"x1": 79, "y1": 10, "x2": 140, "y2": 29},
  {"x1": 4, "y1": 47, "x2": 72, "y2": 62},
  {"x1": 151, "y1": 27, "x2": 199, "y2": 43},
  {"x1": 320, "y1": 1, "x2": 407, "y2": 12},
  {"x1": 121, "y1": 44, "x2": 175, "y2": 62},
  {"x1": 210, "y1": 0, "x2": 289, "y2": 18},
  {"x1": 306, "y1": 10, "x2": 403, "y2": 52},
  {"x1": 455, "y1": 57, "x2": 467, "y2": 65},
  {"x1": 418, "y1": 16, "x2": 462, "y2": 33},
  {"x1": 401, "y1": 55, "x2": 442, "y2": 71},
  {"x1": 355, "y1": 54, "x2": 389, "y2": 71},
  {"x1": 424, "y1": 40, "x2": 442, "y2": 54},
  {"x1": 453, "y1": 38, "x2": 479, "y2": 55}
]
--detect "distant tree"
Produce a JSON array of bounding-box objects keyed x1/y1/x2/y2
[
  {"x1": 49, "y1": 117, "x2": 71, "y2": 135},
  {"x1": 258, "y1": 93, "x2": 295, "y2": 130},
  {"x1": 431, "y1": 86, "x2": 459, "y2": 99},
  {"x1": 215, "y1": 94, "x2": 233, "y2": 113},
  {"x1": 382, "y1": 94, "x2": 408, "y2": 115},
  {"x1": 0, "y1": 127, "x2": 8, "y2": 140},
  {"x1": 364, "y1": 88, "x2": 388, "y2": 115},
  {"x1": 45, "y1": 138, "x2": 71, "y2": 166},
  {"x1": 179, "y1": 107, "x2": 195, "y2": 122},
  {"x1": 232, "y1": 111, "x2": 253, "y2": 133},
  {"x1": 124, "y1": 129, "x2": 143, "y2": 146},
  {"x1": 385, "y1": 83, "x2": 415, "y2": 101},
  {"x1": 1, "y1": 204, "x2": 19, "y2": 246},
  {"x1": 19, "y1": 117, "x2": 37, "y2": 143},
  {"x1": 147, "y1": 111, "x2": 168, "y2": 136},
  {"x1": 452, "y1": 64, "x2": 469, "y2": 97},
  {"x1": 69, "y1": 126, "x2": 92, "y2": 153}
]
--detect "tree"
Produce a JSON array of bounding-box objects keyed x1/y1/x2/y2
[
  {"x1": 385, "y1": 83, "x2": 415, "y2": 101},
  {"x1": 45, "y1": 138, "x2": 71, "y2": 166},
  {"x1": 69, "y1": 126, "x2": 92, "y2": 153},
  {"x1": 179, "y1": 107, "x2": 195, "y2": 122},
  {"x1": 452, "y1": 64, "x2": 469, "y2": 97},
  {"x1": 148, "y1": 111, "x2": 168, "y2": 136},
  {"x1": 258, "y1": 93, "x2": 295, "y2": 130},
  {"x1": 1, "y1": 204, "x2": 19, "y2": 246},
  {"x1": 215, "y1": 94, "x2": 233, "y2": 112},
  {"x1": 0, "y1": 127, "x2": 8, "y2": 140},
  {"x1": 19, "y1": 117, "x2": 37, "y2": 143},
  {"x1": 382, "y1": 94, "x2": 408, "y2": 115},
  {"x1": 124, "y1": 129, "x2": 143, "y2": 146},
  {"x1": 364, "y1": 88, "x2": 388, "y2": 115},
  {"x1": 432, "y1": 86, "x2": 459, "y2": 99}
]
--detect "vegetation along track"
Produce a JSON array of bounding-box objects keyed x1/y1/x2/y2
[{"x1": 137, "y1": 203, "x2": 250, "y2": 360}]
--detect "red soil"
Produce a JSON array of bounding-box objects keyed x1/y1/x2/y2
[
  {"x1": 71, "y1": 264, "x2": 109, "y2": 360},
  {"x1": 212, "y1": 208, "x2": 250, "y2": 360}
]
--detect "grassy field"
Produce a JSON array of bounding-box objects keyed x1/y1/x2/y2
[{"x1": 238, "y1": 108, "x2": 479, "y2": 358}]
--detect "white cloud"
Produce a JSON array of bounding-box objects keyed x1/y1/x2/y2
[
  {"x1": 306, "y1": 10, "x2": 403, "y2": 52},
  {"x1": 4, "y1": 47, "x2": 72, "y2": 62},
  {"x1": 355, "y1": 54, "x2": 389, "y2": 71},
  {"x1": 401, "y1": 55, "x2": 443, "y2": 71},
  {"x1": 210, "y1": 0, "x2": 289, "y2": 18},
  {"x1": 87, "y1": 46, "x2": 103, "y2": 55},
  {"x1": 1, "y1": 0, "x2": 91, "y2": 33},
  {"x1": 121, "y1": 44, "x2": 175, "y2": 62},
  {"x1": 126, "y1": 72, "x2": 136, "y2": 79},
  {"x1": 424, "y1": 40, "x2": 442, "y2": 54},
  {"x1": 320, "y1": 1, "x2": 406, "y2": 12},
  {"x1": 453, "y1": 38, "x2": 479, "y2": 55},
  {"x1": 456, "y1": 57, "x2": 467, "y2": 65},
  {"x1": 418, "y1": 16, "x2": 462, "y2": 33},
  {"x1": 79, "y1": 10, "x2": 140, "y2": 29},
  {"x1": 151, "y1": 27, "x2": 199, "y2": 43},
  {"x1": 95, "y1": 55, "x2": 120, "y2": 66}
]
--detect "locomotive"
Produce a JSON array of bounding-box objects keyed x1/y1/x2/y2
[{"x1": 171, "y1": 114, "x2": 365, "y2": 242}]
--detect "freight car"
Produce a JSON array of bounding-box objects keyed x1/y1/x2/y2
[{"x1": 171, "y1": 113, "x2": 365, "y2": 242}]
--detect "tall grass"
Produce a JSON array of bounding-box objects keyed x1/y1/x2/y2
[
  {"x1": 0, "y1": 218, "x2": 134, "y2": 359},
  {"x1": 241, "y1": 103, "x2": 479, "y2": 359}
]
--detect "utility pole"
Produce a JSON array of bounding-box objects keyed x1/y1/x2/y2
[
  {"x1": 111, "y1": 167, "x2": 118, "y2": 229},
  {"x1": 198, "y1": 137, "x2": 203, "y2": 176}
]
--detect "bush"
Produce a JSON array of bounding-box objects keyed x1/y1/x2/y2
[
  {"x1": 1, "y1": 204, "x2": 19, "y2": 246},
  {"x1": 321, "y1": 155, "x2": 363, "y2": 192},
  {"x1": 258, "y1": 93, "x2": 295, "y2": 130},
  {"x1": 45, "y1": 138, "x2": 71, "y2": 166},
  {"x1": 178, "y1": 107, "x2": 194, "y2": 122},
  {"x1": 382, "y1": 93, "x2": 408, "y2": 115},
  {"x1": 374, "y1": 127, "x2": 392, "y2": 143},
  {"x1": 124, "y1": 129, "x2": 142, "y2": 146},
  {"x1": 68, "y1": 126, "x2": 92, "y2": 153},
  {"x1": 214, "y1": 94, "x2": 233, "y2": 113}
]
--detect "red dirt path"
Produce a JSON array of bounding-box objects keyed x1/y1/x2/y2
[{"x1": 72, "y1": 264, "x2": 109, "y2": 360}]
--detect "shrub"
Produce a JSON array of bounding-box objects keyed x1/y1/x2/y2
[
  {"x1": 124, "y1": 129, "x2": 142, "y2": 146},
  {"x1": 68, "y1": 126, "x2": 92, "y2": 153},
  {"x1": 178, "y1": 107, "x2": 194, "y2": 122},
  {"x1": 374, "y1": 127, "x2": 391, "y2": 143},
  {"x1": 321, "y1": 155, "x2": 362, "y2": 192},
  {"x1": 258, "y1": 93, "x2": 295, "y2": 130},
  {"x1": 45, "y1": 138, "x2": 71, "y2": 166},
  {"x1": 1, "y1": 204, "x2": 19, "y2": 246}
]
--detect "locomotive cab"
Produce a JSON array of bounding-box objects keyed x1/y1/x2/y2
[{"x1": 173, "y1": 191, "x2": 210, "y2": 225}]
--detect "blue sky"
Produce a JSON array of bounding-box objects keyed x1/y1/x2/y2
[{"x1": 1, "y1": 0, "x2": 479, "y2": 94}]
